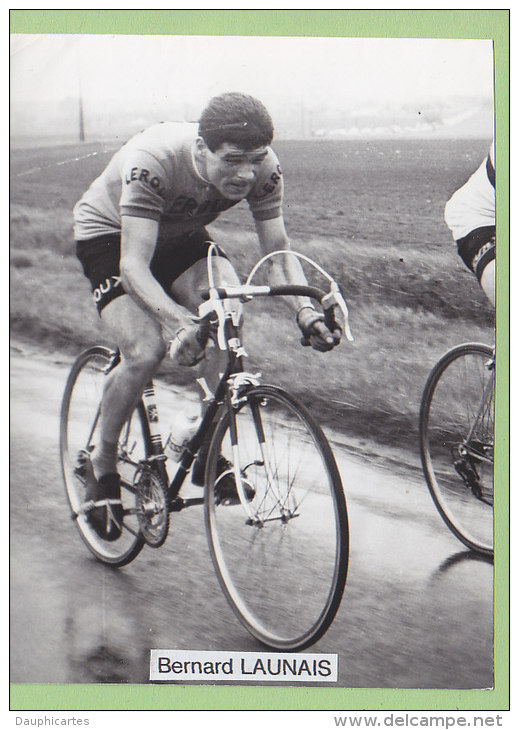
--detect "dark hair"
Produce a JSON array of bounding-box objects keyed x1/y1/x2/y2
[{"x1": 198, "y1": 92, "x2": 274, "y2": 152}]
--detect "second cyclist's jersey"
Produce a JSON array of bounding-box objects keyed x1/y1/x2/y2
[
  {"x1": 444, "y1": 141, "x2": 495, "y2": 241},
  {"x1": 73, "y1": 122, "x2": 284, "y2": 243}
]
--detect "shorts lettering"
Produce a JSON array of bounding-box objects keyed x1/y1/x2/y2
[
  {"x1": 93, "y1": 276, "x2": 121, "y2": 303},
  {"x1": 471, "y1": 240, "x2": 495, "y2": 271}
]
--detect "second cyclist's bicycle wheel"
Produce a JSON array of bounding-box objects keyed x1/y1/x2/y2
[
  {"x1": 205, "y1": 385, "x2": 349, "y2": 651},
  {"x1": 60, "y1": 346, "x2": 147, "y2": 566},
  {"x1": 419, "y1": 343, "x2": 494, "y2": 556}
]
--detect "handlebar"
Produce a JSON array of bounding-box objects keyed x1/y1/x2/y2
[
  {"x1": 199, "y1": 284, "x2": 327, "y2": 303},
  {"x1": 169, "y1": 248, "x2": 354, "y2": 361},
  {"x1": 198, "y1": 282, "x2": 353, "y2": 344}
]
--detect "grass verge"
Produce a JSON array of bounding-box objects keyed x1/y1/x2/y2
[{"x1": 10, "y1": 138, "x2": 494, "y2": 450}]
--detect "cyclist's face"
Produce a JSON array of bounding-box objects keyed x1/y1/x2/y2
[{"x1": 197, "y1": 141, "x2": 269, "y2": 200}]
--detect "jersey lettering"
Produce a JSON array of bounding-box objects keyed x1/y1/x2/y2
[
  {"x1": 254, "y1": 164, "x2": 283, "y2": 201},
  {"x1": 170, "y1": 194, "x2": 199, "y2": 217},
  {"x1": 169, "y1": 194, "x2": 232, "y2": 219},
  {"x1": 124, "y1": 167, "x2": 166, "y2": 198}
]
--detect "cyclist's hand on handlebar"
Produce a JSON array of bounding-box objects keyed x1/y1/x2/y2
[
  {"x1": 168, "y1": 322, "x2": 207, "y2": 366},
  {"x1": 297, "y1": 306, "x2": 342, "y2": 352}
]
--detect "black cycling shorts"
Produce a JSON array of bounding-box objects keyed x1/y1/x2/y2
[
  {"x1": 456, "y1": 225, "x2": 496, "y2": 282},
  {"x1": 75, "y1": 228, "x2": 227, "y2": 314}
]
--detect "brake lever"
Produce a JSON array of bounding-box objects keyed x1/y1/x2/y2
[
  {"x1": 197, "y1": 289, "x2": 229, "y2": 351},
  {"x1": 322, "y1": 287, "x2": 354, "y2": 342}
]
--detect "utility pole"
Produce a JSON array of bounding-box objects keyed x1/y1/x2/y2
[
  {"x1": 77, "y1": 40, "x2": 85, "y2": 142},
  {"x1": 78, "y1": 91, "x2": 85, "y2": 142}
]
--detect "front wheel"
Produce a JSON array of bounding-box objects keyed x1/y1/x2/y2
[
  {"x1": 60, "y1": 346, "x2": 147, "y2": 566},
  {"x1": 419, "y1": 343, "x2": 494, "y2": 556},
  {"x1": 205, "y1": 385, "x2": 349, "y2": 651}
]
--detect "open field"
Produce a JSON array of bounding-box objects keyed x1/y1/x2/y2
[{"x1": 10, "y1": 137, "x2": 494, "y2": 447}]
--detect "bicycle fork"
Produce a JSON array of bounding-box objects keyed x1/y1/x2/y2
[{"x1": 226, "y1": 381, "x2": 299, "y2": 526}]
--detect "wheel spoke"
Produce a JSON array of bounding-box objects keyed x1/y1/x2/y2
[
  {"x1": 420, "y1": 344, "x2": 494, "y2": 555},
  {"x1": 205, "y1": 385, "x2": 348, "y2": 650},
  {"x1": 60, "y1": 347, "x2": 146, "y2": 566}
]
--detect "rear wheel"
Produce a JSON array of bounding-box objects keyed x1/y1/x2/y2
[
  {"x1": 419, "y1": 343, "x2": 494, "y2": 556},
  {"x1": 205, "y1": 385, "x2": 349, "y2": 651},
  {"x1": 60, "y1": 346, "x2": 147, "y2": 566}
]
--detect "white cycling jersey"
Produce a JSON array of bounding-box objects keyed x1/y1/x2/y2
[{"x1": 444, "y1": 141, "x2": 495, "y2": 241}]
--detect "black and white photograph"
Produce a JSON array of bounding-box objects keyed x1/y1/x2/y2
[{"x1": 10, "y1": 21, "x2": 501, "y2": 697}]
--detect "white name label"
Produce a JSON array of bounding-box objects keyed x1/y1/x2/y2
[{"x1": 149, "y1": 649, "x2": 338, "y2": 682}]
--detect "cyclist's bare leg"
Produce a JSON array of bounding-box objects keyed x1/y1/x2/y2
[
  {"x1": 93, "y1": 296, "x2": 166, "y2": 478},
  {"x1": 170, "y1": 256, "x2": 241, "y2": 403},
  {"x1": 91, "y1": 256, "x2": 238, "y2": 479},
  {"x1": 480, "y1": 259, "x2": 495, "y2": 307}
]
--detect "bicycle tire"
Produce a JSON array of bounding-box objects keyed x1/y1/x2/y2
[
  {"x1": 419, "y1": 343, "x2": 494, "y2": 556},
  {"x1": 204, "y1": 384, "x2": 349, "y2": 651},
  {"x1": 60, "y1": 346, "x2": 146, "y2": 566}
]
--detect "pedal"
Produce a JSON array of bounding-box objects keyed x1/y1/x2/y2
[{"x1": 74, "y1": 446, "x2": 94, "y2": 479}]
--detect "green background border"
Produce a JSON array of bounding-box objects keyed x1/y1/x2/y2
[{"x1": 9, "y1": 8, "x2": 509, "y2": 713}]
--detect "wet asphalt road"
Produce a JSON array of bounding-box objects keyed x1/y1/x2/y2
[{"x1": 10, "y1": 343, "x2": 494, "y2": 688}]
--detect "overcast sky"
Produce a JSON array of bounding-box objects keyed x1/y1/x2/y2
[{"x1": 11, "y1": 33, "x2": 494, "y2": 116}]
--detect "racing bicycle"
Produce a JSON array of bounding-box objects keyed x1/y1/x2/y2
[
  {"x1": 60, "y1": 247, "x2": 352, "y2": 651},
  {"x1": 419, "y1": 343, "x2": 494, "y2": 556}
]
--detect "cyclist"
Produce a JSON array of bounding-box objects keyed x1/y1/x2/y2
[
  {"x1": 73, "y1": 92, "x2": 342, "y2": 541},
  {"x1": 444, "y1": 140, "x2": 495, "y2": 307}
]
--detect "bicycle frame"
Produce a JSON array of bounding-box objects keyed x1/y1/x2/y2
[
  {"x1": 133, "y1": 341, "x2": 241, "y2": 513},
  {"x1": 462, "y1": 358, "x2": 495, "y2": 463},
  {"x1": 132, "y1": 244, "x2": 352, "y2": 515}
]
